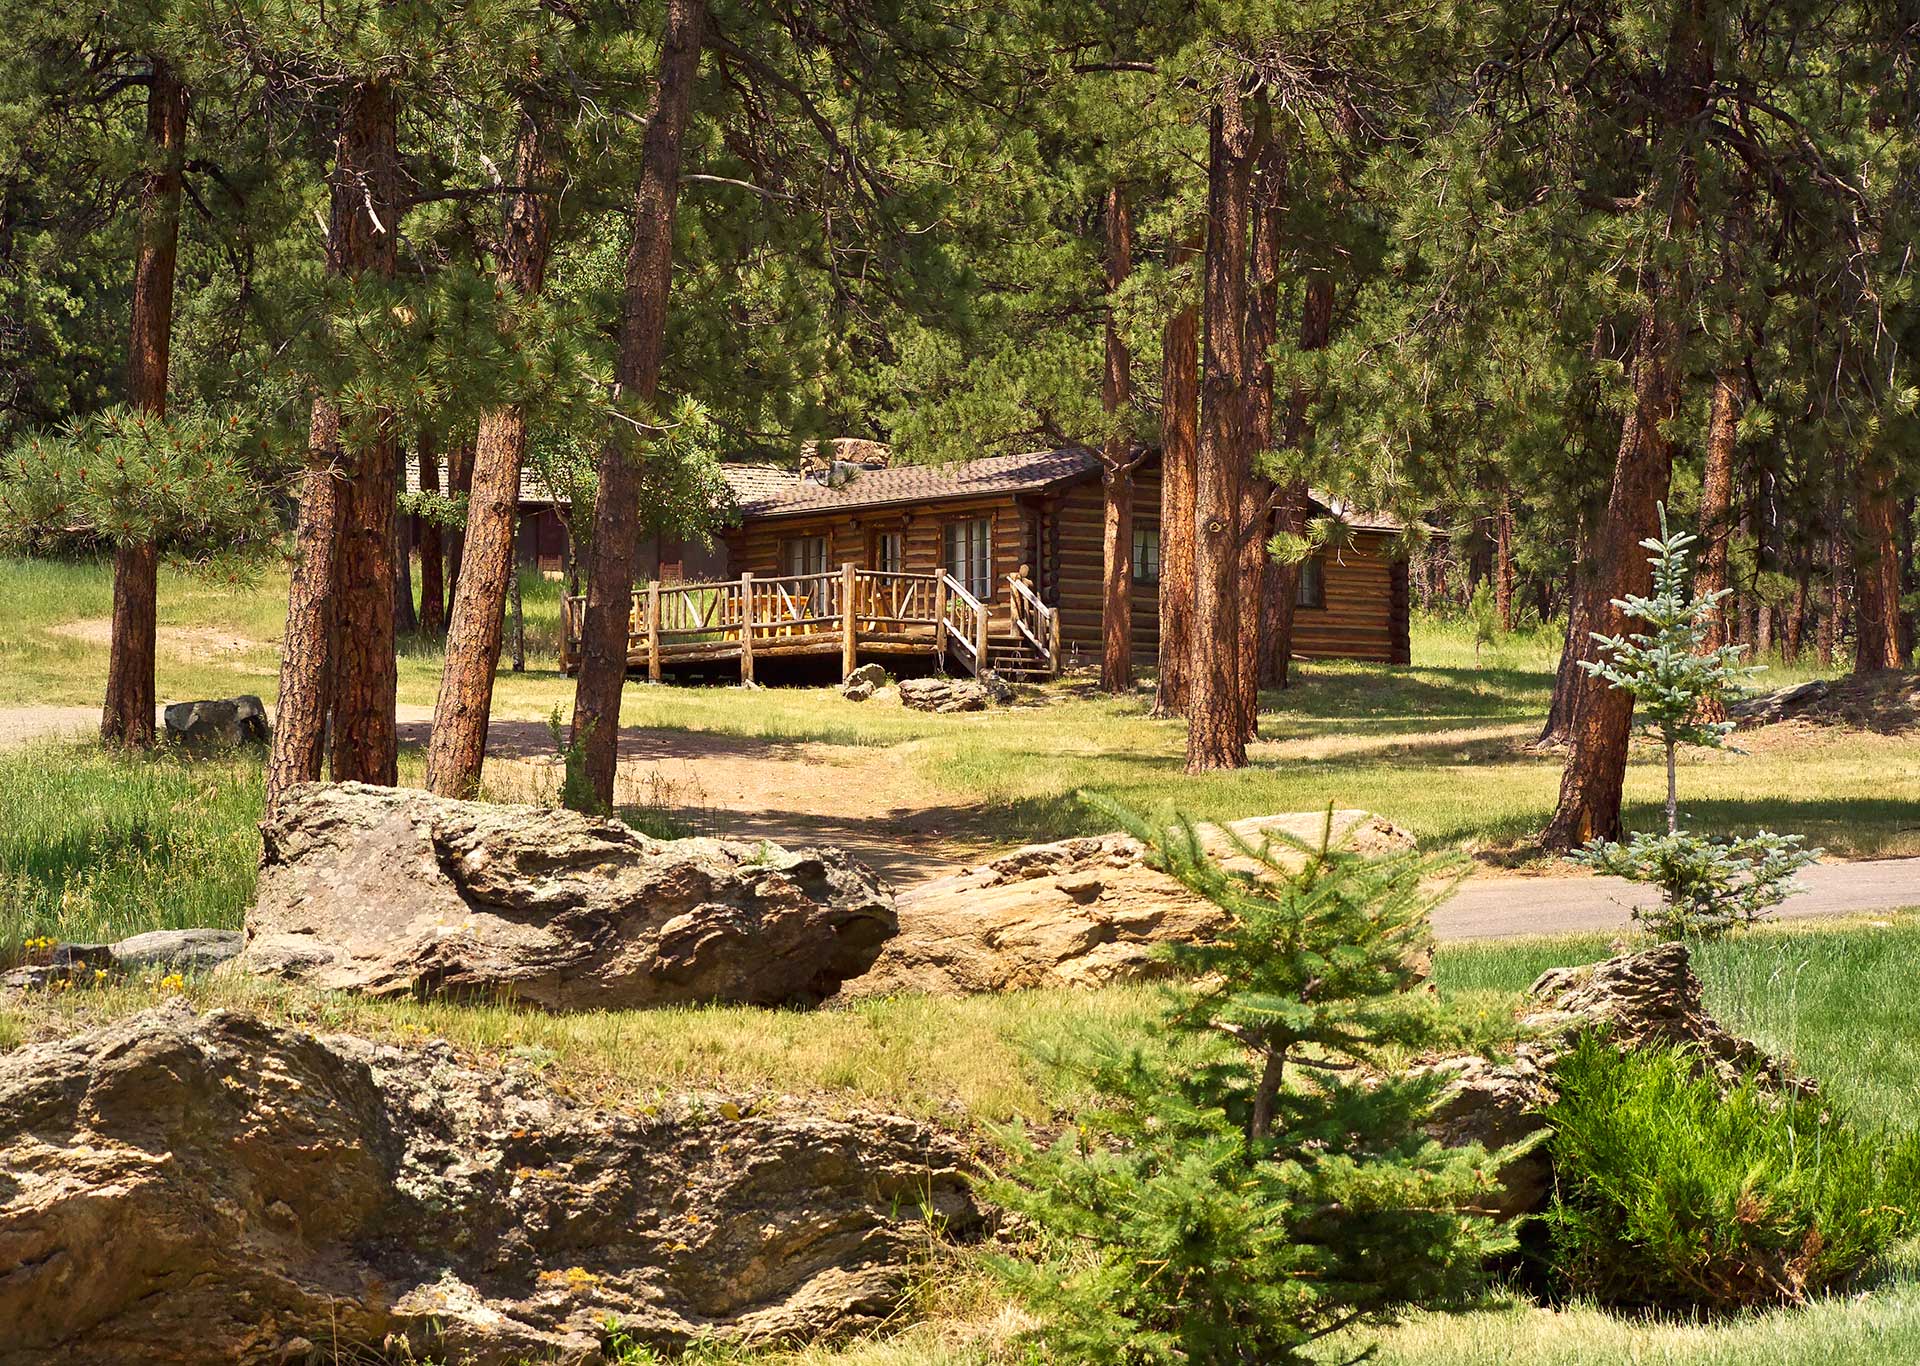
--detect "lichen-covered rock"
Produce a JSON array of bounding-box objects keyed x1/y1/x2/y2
[
  {"x1": 1419, "y1": 941, "x2": 1808, "y2": 1223},
  {"x1": 1523, "y1": 939, "x2": 1804, "y2": 1093},
  {"x1": 162, "y1": 695, "x2": 268, "y2": 752},
  {"x1": 897, "y1": 677, "x2": 991, "y2": 713},
  {"x1": 842, "y1": 811, "x2": 1414, "y2": 997},
  {"x1": 238, "y1": 783, "x2": 896, "y2": 1009},
  {"x1": 842, "y1": 662, "x2": 888, "y2": 702},
  {"x1": 0, "y1": 1004, "x2": 981, "y2": 1365}
]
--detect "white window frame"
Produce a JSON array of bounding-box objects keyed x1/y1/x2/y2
[{"x1": 1132, "y1": 525, "x2": 1161, "y2": 584}]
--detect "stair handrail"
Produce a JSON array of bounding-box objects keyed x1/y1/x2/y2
[
  {"x1": 939, "y1": 571, "x2": 988, "y2": 673},
  {"x1": 1005, "y1": 569, "x2": 1057, "y2": 666}
]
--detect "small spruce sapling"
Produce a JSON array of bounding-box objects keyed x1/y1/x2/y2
[
  {"x1": 987, "y1": 803, "x2": 1525, "y2": 1366},
  {"x1": 1572, "y1": 505, "x2": 1817, "y2": 938}
]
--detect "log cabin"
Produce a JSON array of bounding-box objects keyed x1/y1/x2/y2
[{"x1": 556, "y1": 447, "x2": 1411, "y2": 680}]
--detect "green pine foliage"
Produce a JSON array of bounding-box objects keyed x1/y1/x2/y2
[
  {"x1": 987, "y1": 803, "x2": 1523, "y2": 1365},
  {"x1": 1544, "y1": 1036, "x2": 1920, "y2": 1312},
  {"x1": 1572, "y1": 505, "x2": 1818, "y2": 937}
]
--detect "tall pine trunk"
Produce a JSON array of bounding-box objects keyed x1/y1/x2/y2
[
  {"x1": 1263, "y1": 275, "x2": 1333, "y2": 689},
  {"x1": 416, "y1": 429, "x2": 445, "y2": 633},
  {"x1": 1186, "y1": 87, "x2": 1262, "y2": 773},
  {"x1": 1853, "y1": 452, "x2": 1906, "y2": 672},
  {"x1": 393, "y1": 497, "x2": 418, "y2": 634},
  {"x1": 103, "y1": 59, "x2": 187, "y2": 749},
  {"x1": 1493, "y1": 488, "x2": 1515, "y2": 631},
  {"x1": 426, "y1": 111, "x2": 556, "y2": 797},
  {"x1": 1099, "y1": 183, "x2": 1136, "y2": 694},
  {"x1": 325, "y1": 82, "x2": 404, "y2": 788},
  {"x1": 265, "y1": 80, "x2": 403, "y2": 812},
  {"x1": 445, "y1": 438, "x2": 474, "y2": 602},
  {"x1": 571, "y1": 0, "x2": 706, "y2": 809},
  {"x1": 1540, "y1": 307, "x2": 1676, "y2": 849},
  {"x1": 1696, "y1": 364, "x2": 1739, "y2": 650},
  {"x1": 1152, "y1": 230, "x2": 1201, "y2": 718},
  {"x1": 1236, "y1": 139, "x2": 1284, "y2": 737}
]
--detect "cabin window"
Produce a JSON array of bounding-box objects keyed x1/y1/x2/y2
[
  {"x1": 783, "y1": 535, "x2": 829, "y2": 578},
  {"x1": 1132, "y1": 526, "x2": 1160, "y2": 584},
  {"x1": 783, "y1": 534, "x2": 830, "y2": 615},
  {"x1": 871, "y1": 529, "x2": 905, "y2": 575},
  {"x1": 943, "y1": 516, "x2": 994, "y2": 600},
  {"x1": 1296, "y1": 555, "x2": 1326, "y2": 609}
]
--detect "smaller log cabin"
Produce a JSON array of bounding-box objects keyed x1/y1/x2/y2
[{"x1": 717, "y1": 448, "x2": 1411, "y2": 670}]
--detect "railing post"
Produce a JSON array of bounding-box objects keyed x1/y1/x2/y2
[
  {"x1": 975, "y1": 595, "x2": 990, "y2": 675},
  {"x1": 841, "y1": 562, "x2": 858, "y2": 678},
  {"x1": 646, "y1": 581, "x2": 661, "y2": 683},
  {"x1": 933, "y1": 567, "x2": 949, "y2": 662},
  {"x1": 739, "y1": 572, "x2": 755, "y2": 685}
]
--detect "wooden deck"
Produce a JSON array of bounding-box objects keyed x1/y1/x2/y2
[{"x1": 560, "y1": 566, "x2": 1059, "y2": 682}]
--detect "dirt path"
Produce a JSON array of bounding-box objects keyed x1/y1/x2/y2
[{"x1": 8, "y1": 703, "x2": 1914, "y2": 920}]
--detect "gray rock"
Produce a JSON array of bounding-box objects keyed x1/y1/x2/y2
[
  {"x1": 109, "y1": 929, "x2": 244, "y2": 974},
  {"x1": 843, "y1": 811, "x2": 1416, "y2": 998},
  {"x1": 237, "y1": 783, "x2": 897, "y2": 1009},
  {"x1": 162, "y1": 695, "x2": 268, "y2": 753},
  {"x1": 1729, "y1": 679, "x2": 1831, "y2": 728},
  {"x1": 897, "y1": 677, "x2": 990, "y2": 713},
  {"x1": 842, "y1": 662, "x2": 887, "y2": 697},
  {"x1": 1420, "y1": 941, "x2": 1808, "y2": 1224},
  {"x1": 0, "y1": 1003, "x2": 981, "y2": 1365}
]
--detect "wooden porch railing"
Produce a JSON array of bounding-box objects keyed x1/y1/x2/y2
[
  {"x1": 559, "y1": 564, "x2": 1031, "y2": 681},
  {"x1": 1007, "y1": 568, "x2": 1060, "y2": 676}
]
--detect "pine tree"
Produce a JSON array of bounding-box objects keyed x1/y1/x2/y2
[{"x1": 990, "y1": 804, "x2": 1521, "y2": 1363}]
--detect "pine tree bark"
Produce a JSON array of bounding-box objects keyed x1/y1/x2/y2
[
  {"x1": 1697, "y1": 364, "x2": 1739, "y2": 651},
  {"x1": 1099, "y1": 183, "x2": 1137, "y2": 694},
  {"x1": 1540, "y1": 307, "x2": 1677, "y2": 850},
  {"x1": 1853, "y1": 452, "x2": 1906, "y2": 672},
  {"x1": 265, "y1": 402, "x2": 344, "y2": 813},
  {"x1": 393, "y1": 498, "x2": 417, "y2": 634},
  {"x1": 266, "y1": 80, "x2": 403, "y2": 812},
  {"x1": 1493, "y1": 488, "x2": 1515, "y2": 631},
  {"x1": 1237, "y1": 139, "x2": 1284, "y2": 737},
  {"x1": 102, "y1": 59, "x2": 187, "y2": 749},
  {"x1": 416, "y1": 430, "x2": 445, "y2": 634},
  {"x1": 571, "y1": 0, "x2": 706, "y2": 809},
  {"x1": 324, "y1": 81, "x2": 404, "y2": 788},
  {"x1": 1187, "y1": 86, "x2": 1262, "y2": 773},
  {"x1": 1152, "y1": 231, "x2": 1201, "y2": 718},
  {"x1": 426, "y1": 111, "x2": 555, "y2": 797},
  {"x1": 446, "y1": 439, "x2": 474, "y2": 605}
]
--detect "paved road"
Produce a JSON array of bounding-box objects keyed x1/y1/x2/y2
[{"x1": 1436, "y1": 858, "x2": 1920, "y2": 941}]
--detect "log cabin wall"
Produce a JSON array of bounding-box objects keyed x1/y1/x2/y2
[
  {"x1": 721, "y1": 493, "x2": 1040, "y2": 634},
  {"x1": 1052, "y1": 469, "x2": 1402, "y2": 666}
]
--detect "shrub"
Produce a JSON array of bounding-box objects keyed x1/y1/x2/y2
[
  {"x1": 1579, "y1": 829, "x2": 1817, "y2": 940},
  {"x1": 987, "y1": 805, "x2": 1525, "y2": 1365},
  {"x1": 1543, "y1": 1036, "x2": 1920, "y2": 1311}
]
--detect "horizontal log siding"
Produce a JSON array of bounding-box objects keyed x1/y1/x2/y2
[
  {"x1": 1054, "y1": 472, "x2": 1397, "y2": 665},
  {"x1": 721, "y1": 495, "x2": 1037, "y2": 637}
]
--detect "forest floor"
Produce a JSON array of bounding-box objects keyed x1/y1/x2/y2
[{"x1": 3, "y1": 553, "x2": 1916, "y2": 870}]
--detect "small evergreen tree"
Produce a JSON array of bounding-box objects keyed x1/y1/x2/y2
[
  {"x1": 1572, "y1": 505, "x2": 1818, "y2": 937},
  {"x1": 988, "y1": 803, "x2": 1522, "y2": 1365}
]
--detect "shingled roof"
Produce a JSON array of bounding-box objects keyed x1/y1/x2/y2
[{"x1": 730, "y1": 448, "x2": 1101, "y2": 519}]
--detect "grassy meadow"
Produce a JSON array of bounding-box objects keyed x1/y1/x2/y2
[
  {"x1": 3, "y1": 553, "x2": 1916, "y2": 864},
  {"x1": 5, "y1": 551, "x2": 1920, "y2": 1365}
]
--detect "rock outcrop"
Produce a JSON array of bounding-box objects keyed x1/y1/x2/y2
[
  {"x1": 238, "y1": 783, "x2": 896, "y2": 1009},
  {"x1": 842, "y1": 810, "x2": 1413, "y2": 997},
  {"x1": 841, "y1": 662, "x2": 887, "y2": 701},
  {"x1": 162, "y1": 695, "x2": 269, "y2": 752},
  {"x1": 0, "y1": 1004, "x2": 980, "y2": 1365},
  {"x1": 897, "y1": 677, "x2": 992, "y2": 713},
  {"x1": 1420, "y1": 940, "x2": 1807, "y2": 1222},
  {"x1": 1729, "y1": 670, "x2": 1919, "y2": 733}
]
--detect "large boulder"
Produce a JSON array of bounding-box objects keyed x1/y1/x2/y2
[
  {"x1": 897, "y1": 677, "x2": 992, "y2": 713},
  {"x1": 1420, "y1": 940, "x2": 1806, "y2": 1223},
  {"x1": 162, "y1": 695, "x2": 268, "y2": 753},
  {"x1": 841, "y1": 662, "x2": 887, "y2": 702},
  {"x1": 237, "y1": 783, "x2": 896, "y2": 1009},
  {"x1": 0, "y1": 1004, "x2": 980, "y2": 1365},
  {"x1": 842, "y1": 810, "x2": 1414, "y2": 997}
]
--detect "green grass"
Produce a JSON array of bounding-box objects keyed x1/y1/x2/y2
[{"x1": 4, "y1": 553, "x2": 1912, "y2": 860}]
